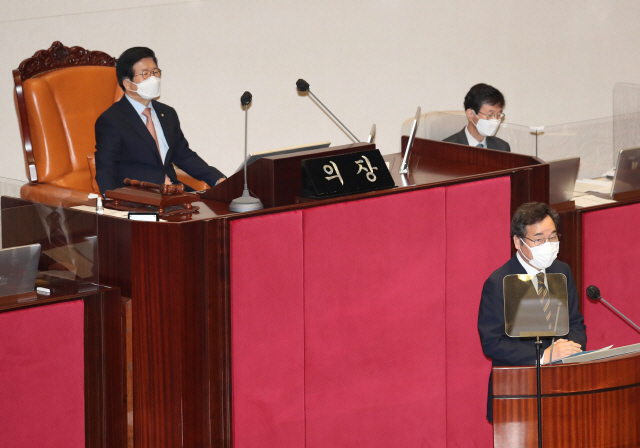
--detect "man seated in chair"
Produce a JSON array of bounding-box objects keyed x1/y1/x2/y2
[
  {"x1": 94, "y1": 46, "x2": 225, "y2": 196},
  {"x1": 443, "y1": 83, "x2": 511, "y2": 152}
]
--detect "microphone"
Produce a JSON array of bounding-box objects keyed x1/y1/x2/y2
[
  {"x1": 229, "y1": 91, "x2": 263, "y2": 213},
  {"x1": 586, "y1": 285, "x2": 640, "y2": 333},
  {"x1": 241, "y1": 91, "x2": 252, "y2": 106},
  {"x1": 296, "y1": 78, "x2": 360, "y2": 143}
]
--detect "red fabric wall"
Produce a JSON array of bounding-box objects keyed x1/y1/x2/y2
[
  {"x1": 230, "y1": 176, "x2": 511, "y2": 447},
  {"x1": 582, "y1": 202, "x2": 640, "y2": 350},
  {"x1": 231, "y1": 211, "x2": 306, "y2": 447},
  {"x1": 444, "y1": 177, "x2": 511, "y2": 447},
  {"x1": 303, "y1": 188, "x2": 447, "y2": 447},
  {"x1": 0, "y1": 300, "x2": 85, "y2": 448}
]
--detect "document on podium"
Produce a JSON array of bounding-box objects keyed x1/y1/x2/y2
[{"x1": 552, "y1": 343, "x2": 640, "y2": 364}]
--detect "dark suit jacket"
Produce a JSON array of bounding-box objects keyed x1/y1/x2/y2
[
  {"x1": 443, "y1": 127, "x2": 511, "y2": 152},
  {"x1": 94, "y1": 96, "x2": 224, "y2": 195},
  {"x1": 477, "y1": 255, "x2": 586, "y2": 422}
]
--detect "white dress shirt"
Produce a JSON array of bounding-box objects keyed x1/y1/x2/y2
[
  {"x1": 125, "y1": 94, "x2": 170, "y2": 163},
  {"x1": 465, "y1": 125, "x2": 487, "y2": 148}
]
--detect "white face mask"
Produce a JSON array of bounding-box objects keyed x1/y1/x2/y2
[
  {"x1": 130, "y1": 76, "x2": 161, "y2": 100},
  {"x1": 520, "y1": 239, "x2": 559, "y2": 270},
  {"x1": 473, "y1": 111, "x2": 501, "y2": 137}
]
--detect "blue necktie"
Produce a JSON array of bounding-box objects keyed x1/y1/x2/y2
[{"x1": 476, "y1": 143, "x2": 484, "y2": 148}]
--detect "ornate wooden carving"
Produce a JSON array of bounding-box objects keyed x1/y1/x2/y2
[{"x1": 16, "y1": 41, "x2": 116, "y2": 81}]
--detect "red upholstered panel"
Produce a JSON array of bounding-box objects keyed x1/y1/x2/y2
[
  {"x1": 444, "y1": 176, "x2": 511, "y2": 446},
  {"x1": 582, "y1": 203, "x2": 640, "y2": 349},
  {"x1": 302, "y1": 188, "x2": 447, "y2": 447},
  {"x1": 230, "y1": 211, "x2": 305, "y2": 447},
  {"x1": 0, "y1": 300, "x2": 85, "y2": 448}
]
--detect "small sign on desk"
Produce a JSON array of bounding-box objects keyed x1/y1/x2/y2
[{"x1": 301, "y1": 149, "x2": 395, "y2": 198}]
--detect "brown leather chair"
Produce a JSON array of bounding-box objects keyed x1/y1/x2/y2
[{"x1": 13, "y1": 42, "x2": 207, "y2": 205}]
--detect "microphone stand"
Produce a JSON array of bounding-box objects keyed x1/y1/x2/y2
[
  {"x1": 587, "y1": 285, "x2": 640, "y2": 333},
  {"x1": 535, "y1": 337, "x2": 543, "y2": 448},
  {"x1": 229, "y1": 92, "x2": 263, "y2": 213},
  {"x1": 600, "y1": 298, "x2": 640, "y2": 333},
  {"x1": 296, "y1": 79, "x2": 360, "y2": 143},
  {"x1": 307, "y1": 90, "x2": 360, "y2": 143}
]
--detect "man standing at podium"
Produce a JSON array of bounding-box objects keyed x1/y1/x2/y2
[
  {"x1": 94, "y1": 47, "x2": 225, "y2": 196},
  {"x1": 477, "y1": 202, "x2": 586, "y2": 422},
  {"x1": 443, "y1": 83, "x2": 511, "y2": 152}
]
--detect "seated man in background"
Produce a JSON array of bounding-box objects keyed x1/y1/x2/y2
[
  {"x1": 95, "y1": 47, "x2": 225, "y2": 196},
  {"x1": 443, "y1": 83, "x2": 511, "y2": 152},
  {"x1": 477, "y1": 202, "x2": 586, "y2": 422}
]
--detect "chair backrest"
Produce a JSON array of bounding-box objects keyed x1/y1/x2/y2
[
  {"x1": 14, "y1": 42, "x2": 123, "y2": 193},
  {"x1": 400, "y1": 111, "x2": 468, "y2": 141}
]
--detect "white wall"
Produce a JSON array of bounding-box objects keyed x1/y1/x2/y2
[{"x1": 1, "y1": 0, "x2": 640, "y2": 181}]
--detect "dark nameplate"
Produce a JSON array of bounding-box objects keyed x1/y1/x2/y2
[{"x1": 301, "y1": 149, "x2": 395, "y2": 198}]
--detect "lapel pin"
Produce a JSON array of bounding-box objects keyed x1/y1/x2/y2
[{"x1": 161, "y1": 114, "x2": 164, "y2": 117}]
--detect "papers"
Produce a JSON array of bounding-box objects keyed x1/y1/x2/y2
[
  {"x1": 574, "y1": 179, "x2": 612, "y2": 194},
  {"x1": 602, "y1": 168, "x2": 615, "y2": 179},
  {"x1": 72, "y1": 205, "x2": 129, "y2": 218},
  {"x1": 555, "y1": 343, "x2": 640, "y2": 364},
  {"x1": 572, "y1": 195, "x2": 616, "y2": 208}
]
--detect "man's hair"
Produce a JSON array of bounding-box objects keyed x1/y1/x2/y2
[
  {"x1": 463, "y1": 83, "x2": 505, "y2": 114},
  {"x1": 510, "y1": 202, "x2": 559, "y2": 238},
  {"x1": 116, "y1": 47, "x2": 158, "y2": 91}
]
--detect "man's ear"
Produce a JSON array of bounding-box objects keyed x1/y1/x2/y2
[
  {"x1": 123, "y1": 78, "x2": 135, "y2": 92},
  {"x1": 465, "y1": 108, "x2": 476, "y2": 122},
  {"x1": 513, "y1": 235, "x2": 521, "y2": 250}
]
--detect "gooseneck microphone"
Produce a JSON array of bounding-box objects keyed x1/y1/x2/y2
[
  {"x1": 296, "y1": 78, "x2": 360, "y2": 143},
  {"x1": 229, "y1": 91, "x2": 264, "y2": 213},
  {"x1": 586, "y1": 285, "x2": 640, "y2": 333}
]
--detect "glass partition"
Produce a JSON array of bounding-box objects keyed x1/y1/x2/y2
[
  {"x1": 613, "y1": 82, "x2": 640, "y2": 164},
  {"x1": 536, "y1": 117, "x2": 614, "y2": 179},
  {"x1": 402, "y1": 82, "x2": 640, "y2": 181},
  {"x1": 0, "y1": 177, "x2": 100, "y2": 295},
  {"x1": 401, "y1": 110, "x2": 538, "y2": 156}
]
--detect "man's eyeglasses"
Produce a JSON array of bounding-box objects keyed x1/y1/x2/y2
[
  {"x1": 477, "y1": 111, "x2": 505, "y2": 121},
  {"x1": 522, "y1": 234, "x2": 560, "y2": 247},
  {"x1": 133, "y1": 69, "x2": 162, "y2": 80}
]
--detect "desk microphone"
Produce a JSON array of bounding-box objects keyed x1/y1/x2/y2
[
  {"x1": 229, "y1": 91, "x2": 264, "y2": 213},
  {"x1": 586, "y1": 285, "x2": 640, "y2": 333},
  {"x1": 296, "y1": 78, "x2": 360, "y2": 143}
]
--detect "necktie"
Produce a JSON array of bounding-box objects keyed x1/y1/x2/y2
[
  {"x1": 142, "y1": 108, "x2": 171, "y2": 185},
  {"x1": 536, "y1": 272, "x2": 552, "y2": 330},
  {"x1": 476, "y1": 143, "x2": 484, "y2": 148}
]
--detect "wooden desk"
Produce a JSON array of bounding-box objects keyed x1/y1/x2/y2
[
  {"x1": 492, "y1": 352, "x2": 640, "y2": 447},
  {"x1": 2, "y1": 138, "x2": 549, "y2": 447},
  {"x1": 0, "y1": 281, "x2": 126, "y2": 448}
]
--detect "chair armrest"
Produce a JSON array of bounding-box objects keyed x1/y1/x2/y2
[
  {"x1": 20, "y1": 183, "x2": 93, "y2": 207},
  {"x1": 174, "y1": 168, "x2": 209, "y2": 191}
]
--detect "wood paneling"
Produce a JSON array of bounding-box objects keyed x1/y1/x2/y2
[
  {"x1": 493, "y1": 353, "x2": 640, "y2": 448},
  {"x1": 202, "y1": 142, "x2": 375, "y2": 207},
  {"x1": 2, "y1": 138, "x2": 553, "y2": 447}
]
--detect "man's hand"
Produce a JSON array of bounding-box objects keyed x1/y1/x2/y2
[
  {"x1": 216, "y1": 178, "x2": 226, "y2": 185},
  {"x1": 543, "y1": 339, "x2": 582, "y2": 364}
]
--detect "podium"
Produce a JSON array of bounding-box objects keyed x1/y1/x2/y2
[
  {"x1": 492, "y1": 352, "x2": 640, "y2": 447},
  {"x1": 2, "y1": 139, "x2": 550, "y2": 448}
]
